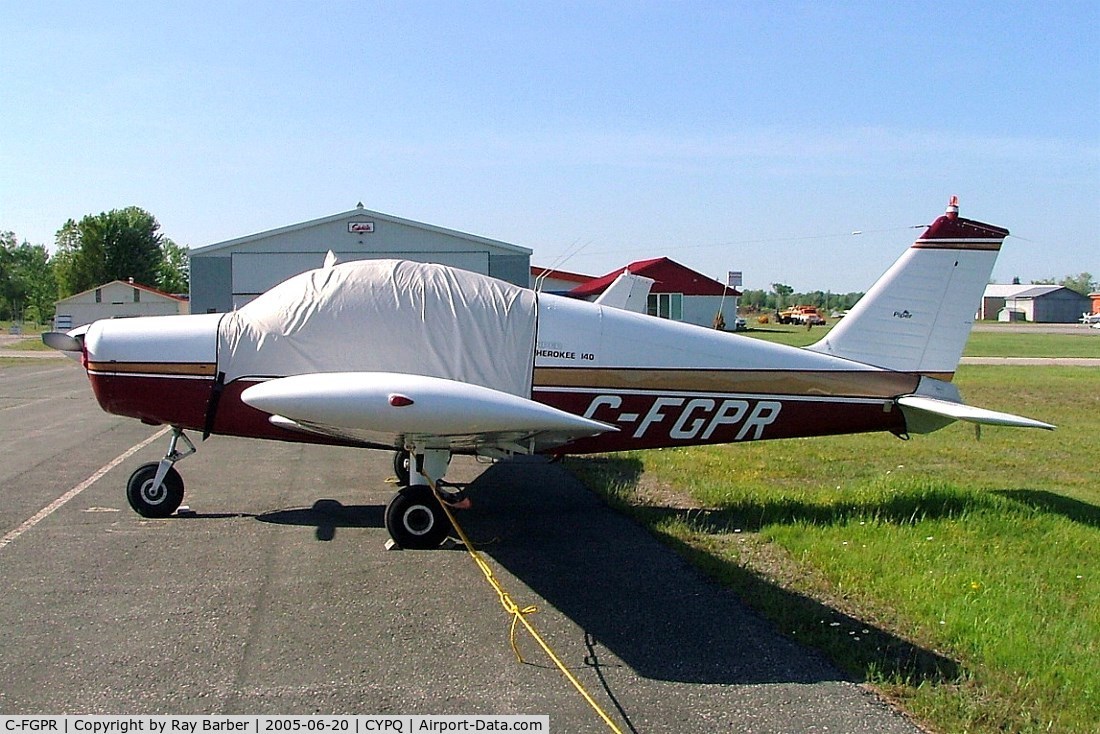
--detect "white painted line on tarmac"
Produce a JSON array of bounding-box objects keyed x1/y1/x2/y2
[{"x1": 0, "y1": 426, "x2": 171, "y2": 552}]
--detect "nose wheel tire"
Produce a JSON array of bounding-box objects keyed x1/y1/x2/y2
[
  {"x1": 126, "y1": 462, "x2": 185, "y2": 518},
  {"x1": 384, "y1": 484, "x2": 452, "y2": 549}
]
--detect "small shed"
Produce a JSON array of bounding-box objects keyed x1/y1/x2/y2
[
  {"x1": 569, "y1": 257, "x2": 739, "y2": 328},
  {"x1": 54, "y1": 281, "x2": 189, "y2": 330}
]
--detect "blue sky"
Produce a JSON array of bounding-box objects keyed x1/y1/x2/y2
[{"x1": 2, "y1": 1, "x2": 1097, "y2": 292}]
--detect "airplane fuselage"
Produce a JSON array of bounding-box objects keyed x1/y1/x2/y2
[
  {"x1": 82, "y1": 292, "x2": 914, "y2": 455},
  {"x1": 530, "y1": 294, "x2": 913, "y2": 451}
]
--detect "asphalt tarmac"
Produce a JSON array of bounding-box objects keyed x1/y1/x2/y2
[{"x1": 0, "y1": 360, "x2": 924, "y2": 733}]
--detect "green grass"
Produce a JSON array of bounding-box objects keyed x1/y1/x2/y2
[
  {"x1": 0, "y1": 320, "x2": 47, "y2": 334},
  {"x1": 739, "y1": 323, "x2": 833, "y2": 347},
  {"x1": 568, "y1": 366, "x2": 1099, "y2": 733},
  {"x1": 1, "y1": 336, "x2": 53, "y2": 351},
  {"x1": 0, "y1": 321, "x2": 52, "y2": 352},
  {"x1": 0, "y1": 357, "x2": 39, "y2": 369},
  {"x1": 964, "y1": 331, "x2": 1100, "y2": 358},
  {"x1": 737, "y1": 322, "x2": 1100, "y2": 358}
]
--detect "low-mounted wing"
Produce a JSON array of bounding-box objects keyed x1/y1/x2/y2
[
  {"x1": 240, "y1": 371, "x2": 617, "y2": 454},
  {"x1": 42, "y1": 325, "x2": 90, "y2": 360},
  {"x1": 42, "y1": 332, "x2": 82, "y2": 352}
]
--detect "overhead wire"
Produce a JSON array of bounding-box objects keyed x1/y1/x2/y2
[{"x1": 547, "y1": 225, "x2": 927, "y2": 261}]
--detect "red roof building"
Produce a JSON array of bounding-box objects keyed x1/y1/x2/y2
[
  {"x1": 529, "y1": 266, "x2": 593, "y2": 293},
  {"x1": 569, "y1": 257, "x2": 733, "y2": 297},
  {"x1": 569, "y1": 257, "x2": 740, "y2": 328}
]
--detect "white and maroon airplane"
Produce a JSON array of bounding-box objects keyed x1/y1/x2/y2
[{"x1": 45, "y1": 198, "x2": 1053, "y2": 548}]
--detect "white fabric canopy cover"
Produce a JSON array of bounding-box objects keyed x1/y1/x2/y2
[{"x1": 218, "y1": 259, "x2": 538, "y2": 397}]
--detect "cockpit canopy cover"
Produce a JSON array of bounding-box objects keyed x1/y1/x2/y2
[{"x1": 218, "y1": 259, "x2": 538, "y2": 396}]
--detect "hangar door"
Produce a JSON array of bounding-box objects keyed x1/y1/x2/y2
[{"x1": 230, "y1": 250, "x2": 491, "y2": 309}]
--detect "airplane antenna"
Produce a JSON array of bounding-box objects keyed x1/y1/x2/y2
[{"x1": 536, "y1": 238, "x2": 589, "y2": 290}]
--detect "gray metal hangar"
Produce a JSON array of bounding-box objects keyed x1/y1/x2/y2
[{"x1": 188, "y1": 204, "x2": 532, "y2": 314}]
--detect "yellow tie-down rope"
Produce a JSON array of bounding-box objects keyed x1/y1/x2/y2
[{"x1": 430, "y1": 483, "x2": 625, "y2": 734}]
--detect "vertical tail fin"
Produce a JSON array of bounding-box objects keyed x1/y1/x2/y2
[
  {"x1": 593, "y1": 271, "x2": 655, "y2": 313},
  {"x1": 807, "y1": 197, "x2": 1009, "y2": 377}
]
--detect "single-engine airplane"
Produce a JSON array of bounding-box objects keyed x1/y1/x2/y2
[{"x1": 45, "y1": 198, "x2": 1053, "y2": 548}]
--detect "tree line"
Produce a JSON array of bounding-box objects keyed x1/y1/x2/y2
[
  {"x1": 2, "y1": 209, "x2": 1095, "y2": 325},
  {"x1": 1, "y1": 207, "x2": 189, "y2": 324},
  {"x1": 739, "y1": 285, "x2": 867, "y2": 314},
  {"x1": 740, "y1": 271, "x2": 1096, "y2": 316},
  {"x1": 1027, "y1": 272, "x2": 1096, "y2": 296}
]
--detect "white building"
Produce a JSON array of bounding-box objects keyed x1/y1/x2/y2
[{"x1": 54, "y1": 280, "x2": 189, "y2": 330}]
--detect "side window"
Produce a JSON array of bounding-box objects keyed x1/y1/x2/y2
[{"x1": 646, "y1": 293, "x2": 684, "y2": 320}]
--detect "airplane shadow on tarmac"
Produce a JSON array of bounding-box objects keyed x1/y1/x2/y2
[
  {"x1": 247, "y1": 461, "x2": 960, "y2": 687},
  {"x1": 256, "y1": 499, "x2": 385, "y2": 541},
  {"x1": 458, "y1": 460, "x2": 958, "y2": 687}
]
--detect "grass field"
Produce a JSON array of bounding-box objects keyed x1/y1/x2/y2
[
  {"x1": 739, "y1": 321, "x2": 1100, "y2": 357},
  {"x1": 964, "y1": 330, "x2": 1100, "y2": 358},
  {"x1": 1, "y1": 337, "x2": 53, "y2": 351},
  {"x1": 0, "y1": 320, "x2": 46, "y2": 333},
  {"x1": 568, "y1": 366, "x2": 1098, "y2": 733},
  {"x1": 0, "y1": 321, "x2": 51, "y2": 352}
]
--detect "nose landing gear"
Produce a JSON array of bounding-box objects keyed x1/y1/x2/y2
[{"x1": 125, "y1": 427, "x2": 195, "y2": 518}]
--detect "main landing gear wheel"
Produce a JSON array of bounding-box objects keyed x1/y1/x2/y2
[
  {"x1": 126, "y1": 462, "x2": 185, "y2": 518},
  {"x1": 384, "y1": 484, "x2": 452, "y2": 550},
  {"x1": 393, "y1": 449, "x2": 411, "y2": 486}
]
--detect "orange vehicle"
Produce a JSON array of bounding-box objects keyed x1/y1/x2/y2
[{"x1": 777, "y1": 305, "x2": 826, "y2": 325}]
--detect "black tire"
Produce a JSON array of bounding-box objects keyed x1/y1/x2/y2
[
  {"x1": 126, "y1": 462, "x2": 185, "y2": 518},
  {"x1": 393, "y1": 450, "x2": 411, "y2": 486},
  {"x1": 384, "y1": 484, "x2": 451, "y2": 549}
]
